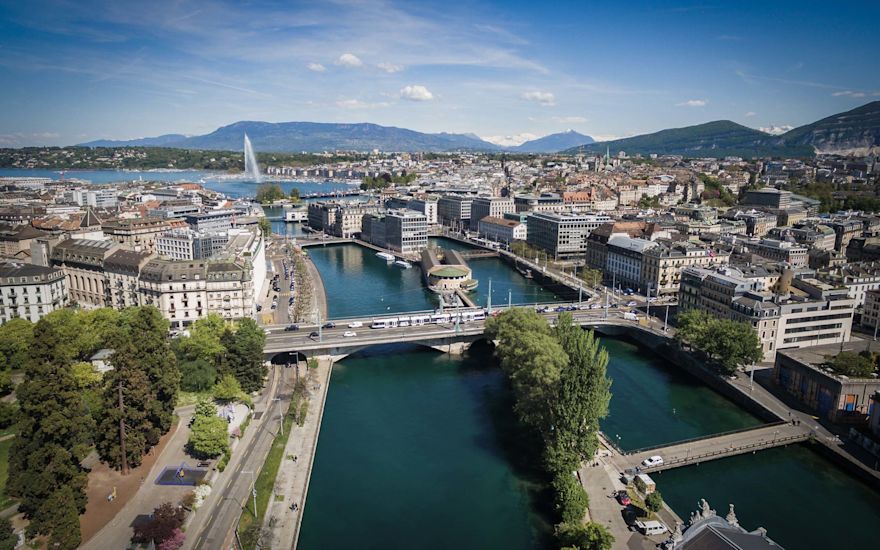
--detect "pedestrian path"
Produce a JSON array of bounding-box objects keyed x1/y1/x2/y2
[{"x1": 261, "y1": 358, "x2": 333, "y2": 549}]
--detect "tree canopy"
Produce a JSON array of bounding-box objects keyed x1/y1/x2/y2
[
  {"x1": 255, "y1": 183, "x2": 285, "y2": 203},
  {"x1": 675, "y1": 309, "x2": 763, "y2": 373}
]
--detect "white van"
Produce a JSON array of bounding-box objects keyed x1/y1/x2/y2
[
  {"x1": 635, "y1": 520, "x2": 667, "y2": 536},
  {"x1": 348, "y1": 321, "x2": 363, "y2": 328}
]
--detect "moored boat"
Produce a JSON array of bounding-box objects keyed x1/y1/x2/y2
[{"x1": 376, "y1": 252, "x2": 395, "y2": 262}]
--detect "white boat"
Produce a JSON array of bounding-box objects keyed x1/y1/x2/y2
[
  {"x1": 394, "y1": 260, "x2": 413, "y2": 269},
  {"x1": 376, "y1": 252, "x2": 395, "y2": 262}
]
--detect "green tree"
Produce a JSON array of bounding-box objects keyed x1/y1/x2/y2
[
  {"x1": 549, "y1": 313, "x2": 612, "y2": 472},
  {"x1": 180, "y1": 358, "x2": 218, "y2": 392},
  {"x1": 289, "y1": 187, "x2": 301, "y2": 203},
  {"x1": 188, "y1": 413, "x2": 229, "y2": 459},
  {"x1": 645, "y1": 490, "x2": 663, "y2": 513},
  {"x1": 552, "y1": 471, "x2": 590, "y2": 524},
  {"x1": 8, "y1": 319, "x2": 90, "y2": 544},
  {"x1": 256, "y1": 183, "x2": 285, "y2": 204},
  {"x1": 675, "y1": 309, "x2": 761, "y2": 374},
  {"x1": 70, "y1": 361, "x2": 102, "y2": 390},
  {"x1": 258, "y1": 216, "x2": 272, "y2": 236},
  {"x1": 213, "y1": 374, "x2": 243, "y2": 402},
  {"x1": 826, "y1": 351, "x2": 877, "y2": 377},
  {"x1": 132, "y1": 502, "x2": 187, "y2": 545},
  {"x1": 0, "y1": 317, "x2": 34, "y2": 371},
  {"x1": 173, "y1": 313, "x2": 227, "y2": 365},
  {"x1": 0, "y1": 402, "x2": 17, "y2": 429},
  {"x1": 557, "y1": 522, "x2": 614, "y2": 550},
  {"x1": 578, "y1": 268, "x2": 603, "y2": 287},
  {"x1": 0, "y1": 517, "x2": 17, "y2": 550},
  {"x1": 225, "y1": 318, "x2": 267, "y2": 393}
]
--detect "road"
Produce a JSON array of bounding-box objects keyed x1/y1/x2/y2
[{"x1": 183, "y1": 364, "x2": 294, "y2": 550}]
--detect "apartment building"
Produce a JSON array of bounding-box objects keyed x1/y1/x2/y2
[
  {"x1": 641, "y1": 242, "x2": 730, "y2": 296},
  {"x1": 818, "y1": 262, "x2": 880, "y2": 308},
  {"x1": 102, "y1": 217, "x2": 185, "y2": 253},
  {"x1": 104, "y1": 249, "x2": 154, "y2": 309},
  {"x1": 0, "y1": 261, "x2": 67, "y2": 324},
  {"x1": 183, "y1": 209, "x2": 237, "y2": 233},
  {"x1": 469, "y1": 197, "x2": 515, "y2": 230},
  {"x1": 385, "y1": 209, "x2": 428, "y2": 255},
  {"x1": 527, "y1": 212, "x2": 611, "y2": 260},
  {"x1": 50, "y1": 239, "x2": 118, "y2": 308},
  {"x1": 514, "y1": 193, "x2": 565, "y2": 213}
]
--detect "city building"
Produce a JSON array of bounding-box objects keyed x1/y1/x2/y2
[
  {"x1": 739, "y1": 238, "x2": 808, "y2": 268},
  {"x1": 102, "y1": 217, "x2": 185, "y2": 253},
  {"x1": 680, "y1": 266, "x2": 855, "y2": 361},
  {"x1": 478, "y1": 216, "x2": 527, "y2": 244},
  {"x1": 156, "y1": 229, "x2": 229, "y2": 260},
  {"x1": 469, "y1": 197, "x2": 515, "y2": 230},
  {"x1": 50, "y1": 239, "x2": 119, "y2": 308},
  {"x1": 0, "y1": 224, "x2": 47, "y2": 260},
  {"x1": 605, "y1": 235, "x2": 658, "y2": 291},
  {"x1": 437, "y1": 194, "x2": 473, "y2": 230},
  {"x1": 641, "y1": 242, "x2": 730, "y2": 296},
  {"x1": 774, "y1": 341, "x2": 880, "y2": 424},
  {"x1": 0, "y1": 261, "x2": 67, "y2": 324},
  {"x1": 385, "y1": 209, "x2": 428, "y2": 255},
  {"x1": 742, "y1": 187, "x2": 792, "y2": 209},
  {"x1": 104, "y1": 249, "x2": 154, "y2": 309},
  {"x1": 527, "y1": 212, "x2": 611, "y2": 260},
  {"x1": 183, "y1": 209, "x2": 237, "y2": 233},
  {"x1": 513, "y1": 193, "x2": 565, "y2": 213}
]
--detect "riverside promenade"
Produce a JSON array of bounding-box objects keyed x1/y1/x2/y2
[{"x1": 260, "y1": 358, "x2": 333, "y2": 549}]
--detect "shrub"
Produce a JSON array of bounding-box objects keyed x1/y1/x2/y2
[
  {"x1": 180, "y1": 359, "x2": 218, "y2": 392},
  {"x1": 0, "y1": 402, "x2": 18, "y2": 429},
  {"x1": 552, "y1": 471, "x2": 589, "y2": 524},
  {"x1": 132, "y1": 502, "x2": 186, "y2": 545},
  {"x1": 212, "y1": 374, "x2": 243, "y2": 403},
  {"x1": 645, "y1": 491, "x2": 663, "y2": 513}
]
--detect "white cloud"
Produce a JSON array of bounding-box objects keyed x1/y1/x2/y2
[
  {"x1": 399, "y1": 85, "x2": 434, "y2": 101},
  {"x1": 676, "y1": 99, "x2": 707, "y2": 107},
  {"x1": 745, "y1": 111, "x2": 757, "y2": 117},
  {"x1": 759, "y1": 125, "x2": 793, "y2": 135},
  {"x1": 481, "y1": 133, "x2": 538, "y2": 147},
  {"x1": 307, "y1": 62, "x2": 326, "y2": 72},
  {"x1": 336, "y1": 53, "x2": 363, "y2": 68},
  {"x1": 832, "y1": 90, "x2": 866, "y2": 98},
  {"x1": 0, "y1": 132, "x2": 61, "y2": 146},
  {"x1": 521, "y1": 90, "x2": 556, "y2": 106},
  {"x1": 336, "y1": 99, "x2": 388, "y2": 109},
  {"x1": 377, "y1": 62, "x2": 403, "y2": 73}
]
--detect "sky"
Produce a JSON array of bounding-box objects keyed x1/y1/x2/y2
[{"x1": 0, "y1": 0, "x2": 879, "y2": 147}]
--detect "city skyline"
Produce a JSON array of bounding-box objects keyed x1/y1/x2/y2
[{"x1": 1, "y1": 0, "x2": 879, "y2": 147}]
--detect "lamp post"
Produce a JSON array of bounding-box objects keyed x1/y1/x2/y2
[{"x1": 242, "y1": 470, "x2": 257, "y2": 516}]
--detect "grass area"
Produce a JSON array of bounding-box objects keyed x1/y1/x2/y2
[
  {"x1": 0, "y1": 437, "x2": 17, "y2": 510},
  {"x1": 237, "y1": 380, "x2": 307, "y2": 548},
  {"x1": 176, "y1": 390, "x2": 213, "y2": 408}
]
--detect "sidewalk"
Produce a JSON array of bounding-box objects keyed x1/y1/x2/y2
[{"x1": 261, "y1": 358, "x2": 333, "y2": 549}]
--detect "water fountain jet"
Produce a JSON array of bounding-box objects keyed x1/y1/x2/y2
[{"x1": 244, "y1": 133, "x2": 262, "y2": 183}]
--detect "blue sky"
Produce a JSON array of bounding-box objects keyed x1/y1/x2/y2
[{"x1": 0, "y1": 0, "x2": 878, "y2": 147}]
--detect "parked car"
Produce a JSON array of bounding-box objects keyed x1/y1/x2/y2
[
  {"x1": 256, "y1": 304, "x2": 262, "y2": 312},
  {"x1": 615, "y1": 491, "x2": 632, "y2": 506},
  {"x1": 284, "y1": 324, "x2": 299, "y2": 332},
  {"x1": 641, "y1": 455, "x2": 664, "y2": 467},
  {"x1": 343, "y1": 331, "x2": 357, "y2": 337}
]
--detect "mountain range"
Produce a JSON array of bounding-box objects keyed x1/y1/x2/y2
[
  {"x1": 564, "y1": 101, "x2": 880, "y2": 158},
  {"x1": 81, "y1": 122, "x2": 592, "y2": 154},
  {"x1": 79, "y1": 101, "x2": 880, "y2": 157}
]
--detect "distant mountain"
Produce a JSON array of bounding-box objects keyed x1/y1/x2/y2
[
  {"x1": 80, "y1": 121, "x2": 501, "y2": 153},
  {"x1": 777, "y1": 100, "x2": 880, "y2": 155},
  {"x1": 561, "y1": 120, "x2": 807, "y2": 158},
  {"x1": 563, "y1": 102, "x2": 880, "y2": 158},
  {"x1": 512, "y1": 130, "x2": 594, "y2": 153},
  {"x1": 80, "y1": 134, "x2": 189, "y2": 147}
]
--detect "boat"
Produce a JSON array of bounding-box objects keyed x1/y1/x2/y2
[
  {"x1": 394, "y1": 260, "x2": 413, "y2": 269},
  {"x1": 376, "y1": 252, "x2": 395, "y2": 262},
  {"x1": 516, "y1": 266, "x2": 534, "y2": 279}
]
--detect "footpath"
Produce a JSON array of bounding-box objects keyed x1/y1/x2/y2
[{"x1": 261, "y1": 357, "x2": 333, "y2": 549}]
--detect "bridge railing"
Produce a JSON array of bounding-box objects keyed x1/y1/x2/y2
[
  {"x1": 641, "y1": 432, "x2": 809, "y2": 472},
  {"x1": 621, "y1": 420, "x2": 789, "y2": 456}
]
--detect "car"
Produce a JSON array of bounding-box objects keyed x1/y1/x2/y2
[
  {"x1": 615, "y1": 491, "x2": 632, "y2": 506},
  {"x1": 343, "y1": 331, "x2": 357, "y2": 337},
  {"x1": 626, "y1": 301, "x2": 638, "y2": 307},
  {"x1": 309, "y1": 331, "x2": 319, "y2": 338},
  {"x1": 323, "y1": 322, "x2": 336, "y2": 329},
  {"x1": 284, "y1": 324, "x2": 299, "y2": 332},
  {"x1": 256, "y1": 304, "x2": 262, "y2": 312},
  {"x1": 641, "y1": 455, "x2": 664, "y2": 468},
  {"x1": 555, "y1": 306, "x2": 567, "y2": 312},
  {"x1": 348, "y1": 321, "x2": 363, "y2": 328}
]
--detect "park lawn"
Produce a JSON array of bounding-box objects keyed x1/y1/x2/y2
[
  {"x1": 176, "y1": 390, "x2": 213, "y2": 408},
  {"x1": 237, "y1": 386, "x2": 304, "y2": 549},
  {"x1": 0, "y1": 437, "x2": 16, "y2": 510}
]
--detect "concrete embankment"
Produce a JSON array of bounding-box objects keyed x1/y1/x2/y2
[{"x1": 301, "y1": 252, "x2": 328, "y2": 322}]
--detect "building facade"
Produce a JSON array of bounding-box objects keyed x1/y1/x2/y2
[
  {"x1": 469, "y1": 197, "x2": 515, "y2": 230},
  {"x1": 527, "y1": 212, "x2": 612, "y2": 260},
  {"x1": 0, "y1": 261, "x2": 67, "y2": 324}
]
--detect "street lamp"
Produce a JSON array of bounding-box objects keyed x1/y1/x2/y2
[{"x1": 242, "y1": 470, "x2": 257, "y2": 516}]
